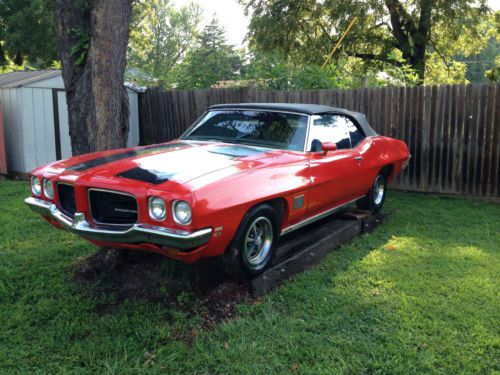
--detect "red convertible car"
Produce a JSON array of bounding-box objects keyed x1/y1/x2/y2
[{"x1": 26, "y1": 103, "x2": 409, "y2": 277}]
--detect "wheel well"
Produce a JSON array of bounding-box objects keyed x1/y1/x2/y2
[
  {"x1": 380, "y1": 164, "x2": 394, "y2": 180},
  {"x1": 261, "y1": 198, "x2": 288, "y2": 228}
]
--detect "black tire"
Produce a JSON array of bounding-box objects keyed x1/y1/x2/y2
[
  {"x1": 356, "y1": 173, "x2": 387, "y2": 213},
  {"x1": 223, "y1": 204, "x2": 279, "y2": 280}
]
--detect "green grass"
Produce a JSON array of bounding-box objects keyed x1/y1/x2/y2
[{"x1": 0, "y1": 180, "x2": 499, "y2": 374}]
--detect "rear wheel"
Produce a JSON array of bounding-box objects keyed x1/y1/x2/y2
[
  {"x1": 357, "y1": 173, "x2": 387, "y2": 213},
  {"x1": 224, "y1": 204, "x2": 279, "y2": 279}
]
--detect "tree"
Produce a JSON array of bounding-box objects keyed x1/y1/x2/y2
[
  {"x1": 485, "y1": 57, "x2": 500, "y2": 82},
  {"x1": 0, "y1": 0, "x2": 58, "y2": 67},
  {"x1": 455, "y1": 13, "x2": 500, "y2": 83},
  {"x1": 239, "y1": 49, "x2": 420, "y2": 90},
  {"x1": 175, "y1": 18, "x2": 243, "y2": 89},
  {"x1": 452, "y1": 37, "x2": 499, "y2": 83},
  {"x1": 128, "y1": 0, "x2": 202, "y2": 86},
  {"x1": 241, "y1": 0, "x2": 492, "y2": 83},
  {"x1": 240, "y1": 52, "x2": 351, "y2": 89},
  {"x1": 54, "y1": 0, "x2": 133, "y2": 155}
]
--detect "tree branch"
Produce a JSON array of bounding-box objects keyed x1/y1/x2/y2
[
  {"x1": 429, "y1": 39, "x2": 451, "y2": 76},
  {"x1": 316, "y1": 21, "x2": 336, "y2": 44},
  {"x1": 368, "y1": 21, "x2": 391, "y2": 31},
  {"x1": 384, "y1": 0, "x2": 414, "y2": 58},
  {"x1": 417, "y1": 0, "x2": 433, "y2": 45},
  {"x1": 344, "y1": 51, "x2": 404, "y2": 67},
  {"x1": 297, "y1": 20, "x2": 317, "y2": 47}
]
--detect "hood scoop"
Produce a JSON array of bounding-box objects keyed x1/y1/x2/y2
[{"x1": 118, "y1": 167, "x2": 171, "y2": 184}]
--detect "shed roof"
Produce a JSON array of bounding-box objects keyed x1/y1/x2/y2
[
  {"x1": 0, "y1": 70, "x2": 61, "y2": 88},
  {"x1": 0, "y1": 69, "x2": 145, "y2": 92}
]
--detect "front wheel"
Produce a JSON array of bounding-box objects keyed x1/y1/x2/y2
[
  {"x1": 223, "y1": 204, "x2": 279, "y2": 279},
  {"x1": 356, "y1": 173, "x2": 387, "y2": 213}
]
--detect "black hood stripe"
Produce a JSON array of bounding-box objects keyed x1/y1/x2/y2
[
  {"x1": 66, "y1": 142, "x2": 188, "y2": 172},
  {"x1": 116, "y1": 145, "x2": 265, "y2": 184}
]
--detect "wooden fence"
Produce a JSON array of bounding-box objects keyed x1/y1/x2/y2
[{"x1": 139, "y1": 85, "x2": 499, "y2": 198}]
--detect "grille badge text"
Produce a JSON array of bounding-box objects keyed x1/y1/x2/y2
[{"x1": 114, "y1": 208, "x2": 138, "y2": 214}]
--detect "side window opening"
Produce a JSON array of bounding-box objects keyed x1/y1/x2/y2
[
  {"x1": 345, "y1": 117, "x2": 365, "y2": 147},
  {"x1": 308, "y1": 114, "x2": 365, "y2": 151}
]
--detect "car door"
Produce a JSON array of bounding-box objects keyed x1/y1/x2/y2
[{"x1": 306, "y1": 114, "x2": 367, "y2": 216}]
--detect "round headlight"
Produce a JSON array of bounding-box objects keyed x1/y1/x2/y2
[
  {"x1": 31, "y1": 176, "x2": 41, "y2": 195},
  {"x1": 148, "y1": 196, "x2": 166, "y2": 221},
  {"x1": 43, "y1": 178, "x2": 54, "y2": 199},
  {"x1": 173, "y1": 200, "x2": 192, "y2": 225}
]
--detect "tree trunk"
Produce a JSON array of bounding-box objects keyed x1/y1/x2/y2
[
  {"x1": 54, "y1": 0, "x2": 132, "y2": 156},
  {"x1": 0, "y1": 45, "x2": 7, "y2": 67},
  {"x1": 410, "y1": 46, "x2": 427, "y2": 83},
  {"x1": 13, "y1": 52, "x2": 23, "y2": 66},
  {"x1": 384, "y1": 0, "x2": 432, "y2": 84}
]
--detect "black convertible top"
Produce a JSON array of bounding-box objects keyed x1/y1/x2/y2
[{"x1": 208, "y1": 103, "x2": 377, "y2": 136}]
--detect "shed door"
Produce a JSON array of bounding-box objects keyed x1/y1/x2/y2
[
  {"x1": 57, "y1": 91, "x2": 72, "y2": 159},
  {"x1": 0, "y1": 103, "x2": 7, "y2": 174}
]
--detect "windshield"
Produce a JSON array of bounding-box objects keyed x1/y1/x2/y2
[{"x1": 182, "y1": 110, "x2": 309, "y2": 151}]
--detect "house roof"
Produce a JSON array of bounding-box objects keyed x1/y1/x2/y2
[
  {"x1": 0, "y1": 69, "x2": 145, "y2": 92},
  {"x1": 0, "y1": 70, "x2": 61, "y2": 88}
]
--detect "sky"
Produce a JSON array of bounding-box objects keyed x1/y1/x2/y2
[
  {"x1": 173, "y1": 0, "x2": 500, "y2": 48},
  {"x1": 172, "y1": 0, "x2": 249, "y2": 47}
]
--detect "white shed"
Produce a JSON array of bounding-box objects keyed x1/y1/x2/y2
[{"x1": 0, "y1": 70, "x2": 141, "y2": 175}]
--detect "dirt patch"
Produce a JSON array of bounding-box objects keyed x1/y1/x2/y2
[{"x1": 72, "y1": 248, "x2": 252, "y2": 327}]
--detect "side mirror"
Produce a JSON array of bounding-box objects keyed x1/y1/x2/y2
[{"x1": 322, "y1": 142, "x2": 337, "y2": 155}]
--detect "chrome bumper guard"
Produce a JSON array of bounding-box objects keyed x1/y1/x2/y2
[{"x1": 24, "y1": 197, "x2": 212, "y2": 250}]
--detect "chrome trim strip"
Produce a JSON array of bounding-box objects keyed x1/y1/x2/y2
[
  {"x1": 280, "y1": 196, "x2": 363, "y2": 236},
  {"x1": 25, "y1": 197, "x2": 212, "y2": 250},
  {"x1": 208, "y1": 108, "x2": 312, "y2": 116},
  {"x1": 87, "y1": 188, "x2": 139, "y2": 227},
  {"x1": 87, "y1": 187, "x2": 136, "y2": 198},
  {"x1": 303, "y1": 114, "x2": 313, "y2": 152}
]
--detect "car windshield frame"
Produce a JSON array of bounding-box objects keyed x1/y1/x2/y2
[{"x1": 180, "y1": 109, "x2": 311, "y2": 152}]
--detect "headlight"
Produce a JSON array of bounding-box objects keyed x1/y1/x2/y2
[
  {"x1": 148, "y1": 196, "x2": 166, "y2": 221},
  {"x1": 173, "y1": 200, "x2": 192, "y2": 225},
  {"x1": 43, "y1": 178, "x2": 54, "y2": 199},
  {"x1": 31, "y1": 176, "x2": 41, "y2": 195}
]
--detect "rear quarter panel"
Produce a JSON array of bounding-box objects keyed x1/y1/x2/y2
[{"x1": 360, "y1": 136, "x2": 409, "y2": 182}]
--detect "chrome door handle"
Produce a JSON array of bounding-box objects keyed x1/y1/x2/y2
[{"x1": 353, "y1": 156, "x2": 363, "y2": 161}]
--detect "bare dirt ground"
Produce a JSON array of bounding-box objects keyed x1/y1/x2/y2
[{"x1": 72, "y1": 248, "x2": 251, "y2": 328}]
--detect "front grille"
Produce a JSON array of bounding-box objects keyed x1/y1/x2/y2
[
  {"x1": 88, "y1": 189, "x2": 138, "y2": 226},
  {"x1": 57, "y1": 184, "x2": 76, "y2": 218}
]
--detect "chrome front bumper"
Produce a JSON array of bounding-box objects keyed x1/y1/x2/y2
[{"x1": 24, "y1": 197, "x2": 212, "y2": 250}]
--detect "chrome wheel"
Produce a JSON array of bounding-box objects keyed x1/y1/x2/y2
[
  {"x1": 243, "y1": 216, "x2": 274, "y2": 270},
  {"x1": 373, "y1": 175, "x2": 385, "y2": 206}
]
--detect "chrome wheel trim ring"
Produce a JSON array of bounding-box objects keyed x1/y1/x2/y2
[
  {"x1": 373, "y1": 175, "x2": 385, "y2": 206},
  {"x1": 243, "y1": 216, "x2": 274, "y2": 269}
]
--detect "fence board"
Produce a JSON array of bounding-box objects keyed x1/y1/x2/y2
[{"x1": 138, "y1": 84, "x2": 499, "y2": 198}]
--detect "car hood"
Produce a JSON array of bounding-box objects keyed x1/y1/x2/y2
[{"x1": 43, "y1": 141, "x2": 282, "y2": 187}]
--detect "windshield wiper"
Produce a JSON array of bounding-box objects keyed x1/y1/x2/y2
[{"x1": 186, "y1": 136, "x2": 230, "y2": 143}]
